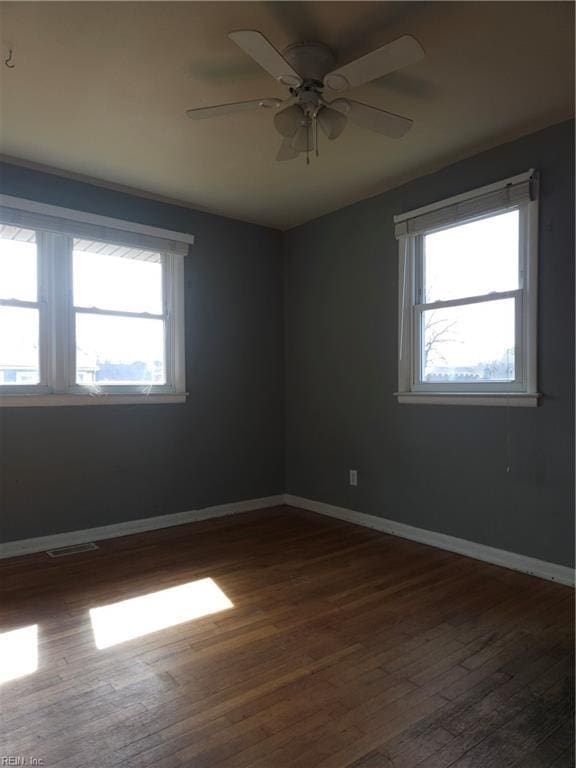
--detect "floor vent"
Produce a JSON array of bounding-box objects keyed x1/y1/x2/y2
[{"x1": 46, "y1": 542, "x2": 99, "y2": 557}]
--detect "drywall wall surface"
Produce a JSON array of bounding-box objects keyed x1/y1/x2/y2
[
  {"x1": 0, "y1": 163, "x2": 284, "y2": 540},
  {"x1": 284, "y1": 120, "x2": 575, "y2": 568}
]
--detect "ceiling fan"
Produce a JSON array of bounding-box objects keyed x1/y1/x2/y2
[{"x1": 186, "y1": 30, "x2": 424, "y2": 163}]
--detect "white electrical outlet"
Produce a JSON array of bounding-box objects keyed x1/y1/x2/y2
[{"x1": 349, "y1": 469, "x2": 358, "y2": 486}]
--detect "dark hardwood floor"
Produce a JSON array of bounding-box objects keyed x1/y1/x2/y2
[{"x1": 0, "y1": 506, "x2": 574, "y2": 768}]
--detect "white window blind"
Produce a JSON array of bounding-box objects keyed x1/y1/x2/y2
[{"x1": 394, "y1": 172, "x2": 536, "y2": 239}]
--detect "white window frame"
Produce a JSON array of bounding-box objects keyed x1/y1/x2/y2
[
  {"x1": 0, "y1": 195, "x2": 192, "y2": 407},
  {"x1": 395, "y1": 170, "x2": 539, "y2": 407}
]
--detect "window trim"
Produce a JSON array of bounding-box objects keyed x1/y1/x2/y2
[
  {"x1": 395, "y1": 170, "x2": 539, "y2": 407},
  {"x1": 0, "y1": 198, "x2": 190, "y2": 407}
]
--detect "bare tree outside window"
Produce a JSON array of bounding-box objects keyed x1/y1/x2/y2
[{"x1": 423, "y1": 311, "x2": 458, "y2": 369}]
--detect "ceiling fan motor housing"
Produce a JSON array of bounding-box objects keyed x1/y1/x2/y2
[{"x1": 282, "y1": 42, "x2": 336, "y2": 85}]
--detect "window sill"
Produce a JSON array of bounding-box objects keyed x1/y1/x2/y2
[
  {"x1": 0, "y1": 393, "x2": 187, "y2": 408},
  {"x1": 395, "y1": 392, "x2": 540, "y2": 407}
]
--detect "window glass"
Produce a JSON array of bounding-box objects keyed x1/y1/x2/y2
[
  {"x1": 423, "y1": 211, "x2": 519, "y2": 303},
  {"x1": 75, "y1": 314, "x2": 165, "y2": 385},
  {"x1": 73, "y1": 240, "x2": 163, "y2": 314},
  {"x1": 0, "y1": 306, "x2": 40, "y2": 385},
  {"x1": 421, "y1": 298, "x2": 515, "y2": 383},
  {"x1": 0, "y1": 226, "x2": 37, "y2": 302}
]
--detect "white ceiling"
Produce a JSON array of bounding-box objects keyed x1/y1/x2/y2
[{"x1": 0, "y1": 1, "x2": 574, "y2": 230}]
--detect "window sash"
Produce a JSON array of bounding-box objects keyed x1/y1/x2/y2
[
  {"x1": 414, "y1": 207, "x2": 523, "y2": 306},
  {"x1": 0, "y1": 233, "x2": 49, "y2": 394},
  {"x1": 73, "y1": 307, "x2": 165, "y2": 320},
  {"x1": 71, "y1": 248, "x2": 166, "y2": 320},
  {"x1": 411, "y1": 292, "x2": 525, "y2": 392},
  {"x1": 69, "y1": 247, "x2": 169, "y2": 391},
  {"x1": 414, "y1": 289, "x2": 521, "y2": 313},
  {"x1": 0, "y1": 303, "x2": 46, "y2": 393},
  {"x1": 68, "y1": 238, "x2": 177, "y2": 394},
  {"x1": 69, "y1": 311, "x2": 169, "y2": 393}
]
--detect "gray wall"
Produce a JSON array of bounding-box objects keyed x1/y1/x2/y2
[
  {"x1": 0, "y1": 163, "x2": 285, "y2": 541},
  {"x1": 2, "y1": 120, "x2": 574, "y2": 566},
  {"x1": 284, "y1": 120, "x2": 574, "y2": 568}
]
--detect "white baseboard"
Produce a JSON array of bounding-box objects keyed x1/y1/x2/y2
[
  {"x1": 0, "y1": 495, "x2": 285, "y2": 559},
  {"x1": 284, "y1": 495, "x2": 575, "y2": 587},
  {"x1": 3, "y1": 493, "x2": 573, "y2": 588}
]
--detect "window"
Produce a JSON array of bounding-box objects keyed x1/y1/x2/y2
[
  {"x1": 0, "y1": 196, "x2": 192, "y2": 406},
  {"x1": 395, "y1": 170, "x2": 539, "y2": 406}
]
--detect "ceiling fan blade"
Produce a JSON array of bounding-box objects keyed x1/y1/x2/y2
[
  {"x1": 229, "y1": 30, "x2": 303, "y2": 87},
  {"x1": 274, "y1": 104, "x2": 303, "y2": 138},
  {"x1": 276, "y1": 138, "x2": 300, "y2": 161},
  {"x1": 323, "y1": 35, "x2": 424, "y2": 92},
  {"x1": 330, "y1": 99, "x2": 413, "y2": 138},
  {"x1": 317, "y1": 106, "x2": 347, "y2": 140},
  {"x1": 186, "y1": 98, "x2": 282, "y2": 119}
]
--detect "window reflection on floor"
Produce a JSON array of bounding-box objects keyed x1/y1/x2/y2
[
  {"x1": 89, "y1": 577, "x2": 233, "y2": 649},
  {"x1": 0, "y1": 624, "x2": 38, "y2": 684}
]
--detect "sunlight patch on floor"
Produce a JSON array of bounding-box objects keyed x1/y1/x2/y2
[
  {"x1": 0, "y1": 624, "x2": 38, "y2": 684},
  {"x1": 89, "y1": 577, "x2": 233, "y2": 649}
]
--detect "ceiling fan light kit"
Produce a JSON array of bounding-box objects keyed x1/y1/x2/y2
[
  {"x1": 186, "y1": 30, "x2": 424, "y2": 163},
  {"x1": 273, "y1": 103, "x2": 302, "y2": 138},
  {"x1": 317, "y1": 107, "x2": 347, "y2": 140}
]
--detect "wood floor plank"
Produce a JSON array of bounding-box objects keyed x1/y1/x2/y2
[
  {"x1": 0, "y1": 506, "x2": 573, "y2": 768},
  {"x1": 510, "y1": 718, "x2": 576, "y2": 767}
]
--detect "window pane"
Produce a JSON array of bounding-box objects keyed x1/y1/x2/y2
[
  {"x1": 0, "y1": 226, "x2": 37, "y2": 302},
  {"x1": 73, "y1": 240, "x2": 163, "y2": 314},
  {"x1": 423, "y1": 211, "x2": 519, "y2": 302},
  {"x1": 0, "y1": 306, "x2": 40, "y2": 385},
  {"x1": 75, "y1": 314, "x2": 165, "y2": 385},
  {"x1": 422, "y1": 298, "x2": 515, "y2": 383}
]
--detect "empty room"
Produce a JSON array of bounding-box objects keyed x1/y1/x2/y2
[{"x1": 0, "y1": 2, "x2": 574, "y2": 766}]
